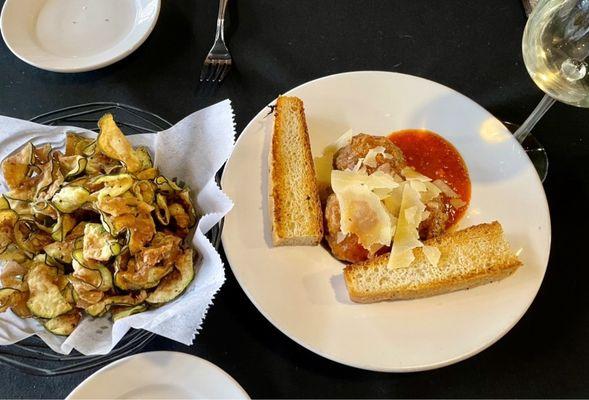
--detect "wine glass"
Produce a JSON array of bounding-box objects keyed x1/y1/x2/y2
[{"x1": 514, "y1": 0, "x2": 589, "y2": 181}]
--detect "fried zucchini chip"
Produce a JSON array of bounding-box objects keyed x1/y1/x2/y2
[
  {"x1": 113, "y1": 212, "x2": 155, "y2": 254},
  {"x1": 82, "y1": 223, "x2": 120, "y2": 261},
  {"x1": 58, "y1": 155, "x2": 88, "y2": 180},
  {"x1": 0, "y1": 287, "x2": 19, "y2": 312},
  {"x1": 135, "y1": 167, "x2": 158, "y2": 180},
  {"x1": 1, "y1": 261, "x2": 29, "y2": 292},
  {"x1": 65, "y1": 133, "x2": 95, "y2": 157},
  {"x1": 34, "y1": 161, "x2": 55, "y2": 197},
  {"x1": 86, "y1": 152, "x2": 121, "y2": 176},
  {"x1": 68, "y1": 275, "x2": 105, "y2": 307},
  {"x1": 13, "y1": 219, "x2": 53, "y2": 254},
  {"x1": 0, "y1": 195, "x2": 9, "y2": 210},
  {"x1": 43, "y1": 311, "x2": 81, "y2": 336},
  {"x1": 154, "y1": 176, "x2": 183, "y2": 194},
  {"x1": 111, "y1": 303, "x2": 147, "y2": 321},
  {"x1": 50, "y1": 214, "x2": 77, "y2": 242},
  {"x1": 72, "y1": 249, "x2": 113, "y2": 292},
  {"x1": 52, "y1": 185, "x2": 90, "y2": 213},
  {"x1": 0, "y1": 210, "x2": 18, "y2": 253},
  {"x1": 37, "y1": 162, "x2": 65, "y2": 201},
  {"x1": 168, "y1": 203, "x2": 191, "y2": 229},
  {"x1": 10, "y1": 292, "x2": 32, "y2": 318},
  {"x1": 135, "y1": 146, "x2": 153, "y2": 170},
  {"x1": 97, "y1": 114, "x2": 141, "y2": 173},
  {"x1": 1, "y1": 143, "x2": 33, "y2": 190},
  {"x1": 146, "y1": 248, "x2": 194, "y2": 304},
  {"x1": 132, "y1": 181, "x2": 156, "y2": 205},
  {"x1": 0, "y1": 246, "x2": 29, "y2": 264},
  {"x1": 65, "y1": 221, "x2": 88, "y2": 241},
  {"x1": 33, "y1": 144, "x2": 52, "y2": 164},
  {"x1": 114, "y1": 233, "x2": 181, "y2": 291},
  {"x1": 155, "y1": 194, "x2": 170, "y2": 225},
  {"x1": 96, "y1": 193, "x2": 148, "y2": 217},
  {"x1": 44, "y1": 240, "x2": 75, "y2": 264},
  {"x1": 0, "y1": 262, "x2": 31, "y2": 317},
  {"x1": 26, "y1": 262, "x2": 72, "y2": 318},
  {"x1": 91, "y1": 174, "x2": 134, "y2": 199},
  {"x1": 177, "y1": 189, "x2": 198, "y2": 228},
  {"x1": 32, "y1": 201, "x2": 59, "y2": 225},
  {"x1": 85, "y1": 290, "x2": 147, "y2": 317},
  {"x1": 3, "y1": 196, "x2": 32, "y2": 215}
]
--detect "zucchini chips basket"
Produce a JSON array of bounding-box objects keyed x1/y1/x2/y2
[
  {"x1": 0, "y1": 102, "x2": 234, "y2": 374},
  {"x1": 0, "y1": 114, "x2": 198, "y2": 332}
]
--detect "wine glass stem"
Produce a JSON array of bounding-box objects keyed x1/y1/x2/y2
[{"x1": 513, "y1": 94, "x2": 556, "y2": 143}]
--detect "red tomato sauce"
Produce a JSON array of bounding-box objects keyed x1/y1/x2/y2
[{"x1": 388, "y1": 129, "x2": 471, "y2": 227}]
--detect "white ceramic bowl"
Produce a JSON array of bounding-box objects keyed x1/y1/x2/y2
[
  {"x1": 1, "y1": 0, "x2": 160, "y2": 73},
  {"x1": 66, "y1": 351, "x2": 250, "y2": 399}
]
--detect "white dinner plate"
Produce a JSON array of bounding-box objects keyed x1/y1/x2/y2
[
  {"x1": 221, "y1": 71, "x2": 551, "y2": 372},
  {"x1": 66, "y1": 351, "x2": 249, "y2": 399},
  {"x1": 1, "y1": 0, "x2": 160, "y2": 73}
]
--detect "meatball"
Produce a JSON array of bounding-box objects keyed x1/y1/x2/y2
[
  {"x1": 419, "y1": 195, "x2": 449, "y2": 239},
  {"x1": 324, "y1": 194, "x2": 369, "y2": 263},
  {"x1": 333, "y1": 134, "x2": 406, "y2": 174}
]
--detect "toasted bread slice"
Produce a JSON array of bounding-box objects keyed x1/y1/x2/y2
[
  {"x1": 343, "y1": 222, "x2": 522, "y2": 303},
  {"x1": 269, "y1": 96, "x2": 323, "y2": 246}
]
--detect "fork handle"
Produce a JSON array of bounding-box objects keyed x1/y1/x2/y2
[{"x1": 215, "y1": 0, "x2": 229, "y2": 42}]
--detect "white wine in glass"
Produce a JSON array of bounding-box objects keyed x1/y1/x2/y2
[{"x1": 515, "y1": 0, "x2": 589, "y2": 181}]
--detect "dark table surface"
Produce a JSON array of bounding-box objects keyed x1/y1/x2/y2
[{"x1": 1, "y1": 0, "x2": 588, "y2": 398}]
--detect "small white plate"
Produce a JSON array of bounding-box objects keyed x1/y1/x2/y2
[
  {"x1": 66, "y1": 351, "x2": 250, "y2": 399},
  {"x1": 1, "y1": 0, "x2": 160, "y2": 73},
  {"x1": 221, "y1": 71, "x2": 551, "y2": 372}
]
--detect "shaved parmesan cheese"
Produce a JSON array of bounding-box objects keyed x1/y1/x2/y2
[
  {"x1": 401, "y1": 167, "x2": 432, "y2": 182},
  {"x1": 421, "y1": 210, "x2": 431, "y2": 221},
  {"x1": 351, "y1": 158, "x2": 364, "y2": 173},
  {"x1": 382, "y1": 182, "x2": 405, "y2": 217},
  {"x1": 363, "y1": 146, "x2": 392, "y2": 168},
  {"x1": 400, "y1": 168, "x2": 444, "y2": 203},
  {"x1": 449, "y1": 198, "x2": 467, "y2": 208},
  {"x1": 409, "y1": 180, "x2": 427, "y2": 193},
  {"x1": 314, "y1": 129, "x2": 362, "y2": 197},
  {"x1": 373, "y1": 188, "x2": 392, "y2": 200},
  {"x1": 420, "y1": 181, "x2": 442, "y2": 202},
  {"x1": 433, "y1": 179, "x2": 459, "y2": 198},
  {"x1": 331, "y1": 170, "x2": 399, "y2": 194},
  {"x1": 335, "y1": 185, "x2": 392, "y2": 250},
  {"x1": 333, "y1": 129, "x2": 359, "y2": 151},
  {"x1": 387, "y1": 184, "x2": 426, "y2": 269},
  {"x1": 404, "y1": 205, "x2": 420, "y2": 226},
  {"x1": 422, "y1": 245, "x2": 441, "y2": 267}
]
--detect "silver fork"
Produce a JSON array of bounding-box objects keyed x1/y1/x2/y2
[{"x1": 199, "y1": 0, "x2": 231, "y2": 83}]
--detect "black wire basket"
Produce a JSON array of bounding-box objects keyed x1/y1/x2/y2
[{"x1": 0, "y1": 103, "x2": 222, "y2": 376}]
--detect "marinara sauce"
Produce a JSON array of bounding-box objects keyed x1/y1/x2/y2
[{"x1": 388, "y1": 129, "x2": 471, "y2": 227}]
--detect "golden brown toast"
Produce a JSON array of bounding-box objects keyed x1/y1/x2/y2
[
  {"x1": 269, "y1": 96, "x2": 323, "y2": 246},
  {"x1": 343, "y1": 222, "x2": 522, "y2": 303}
]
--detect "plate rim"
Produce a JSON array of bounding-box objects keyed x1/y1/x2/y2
[
  {"x1": 0, "y1": 0, "x2": 161, "y2": 73},
  {"x1": 221, "y1": 70, "x2": 552, "y2": 372},
  {"x1": 65, "y1": 350, "x2": 250, "y2": 399}
]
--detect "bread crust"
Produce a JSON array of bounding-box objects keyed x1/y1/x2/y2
[
  {"x1": 270, "y1": 96, "x2": 323, "y2": 246},
  {"x1": 343, "y1": 222, "x2": 523, "y2": 303}
]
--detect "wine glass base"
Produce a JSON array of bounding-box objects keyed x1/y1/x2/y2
[{"x1": 503, "y1": 121, "x2": 548, "y2": 183}]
